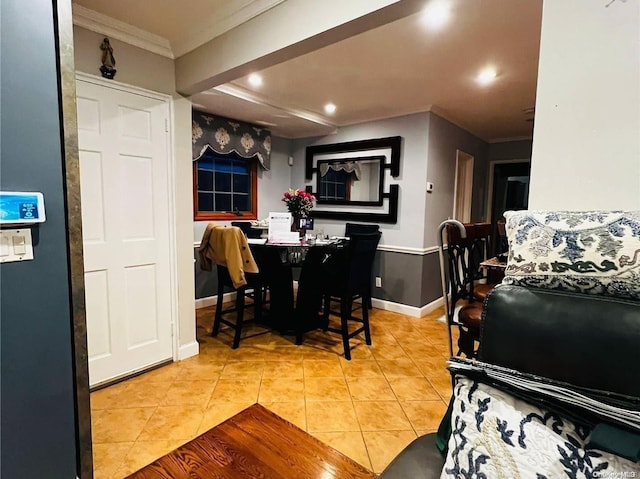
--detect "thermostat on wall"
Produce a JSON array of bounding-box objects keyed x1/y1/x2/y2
[{"x1": 0, "y1": 191, "x2": 46, "y2": 225}]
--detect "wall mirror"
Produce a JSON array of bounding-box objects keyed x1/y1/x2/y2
[
  {"x1": 316, "y1": 155, "x2": 384, "y2": 206},
  {"x1": 305, "y1": 136, "x2": 401, "y2": 223}
]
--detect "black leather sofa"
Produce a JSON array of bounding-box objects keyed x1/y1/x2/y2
[{"x1": 379, "y1": 284, "x2": 640, "y2": 478}]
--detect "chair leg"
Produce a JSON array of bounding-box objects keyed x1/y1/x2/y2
[
  {"x1": 322, "y1": 294, "x2": 331, "y2": 331},
  {"x1": 362, "y1": 294, "x2": 372, "y2": 345},
  {"x1": 253, "y1": 286, "x2": 262, "y2": 323},
  {"x1": 232, "y1": 289, "x2": 246, "y2": 349},
  {"x1": 295, "y1": 287, "x2": 304, "y2": 346},
  {"x1": 341, "y1": 298, "x2": 352, "y2": 360},
  {"x1": 212, "y1": 281, "x2": 224, "y2": 336}
]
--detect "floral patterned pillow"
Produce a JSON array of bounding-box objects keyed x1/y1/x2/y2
[
  {"x1": 502, "y1": 210, "x2": 640, "y2": 300},
  {"x1": 441, "y1": 376, "x2": 638, "y2": 478}
]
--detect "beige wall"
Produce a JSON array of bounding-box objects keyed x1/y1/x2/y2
[
  {"x1": 529, "y1": 0, "x2": 640, "y2": 210},
  {"x1": 73, "y1": 26, "x2": 197, "y2": 357}
]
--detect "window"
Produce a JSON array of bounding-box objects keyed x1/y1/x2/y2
[
  {"x1": 319, "y1": 169, "x2": 351, "y2": 201},
  {"x1": 193, "y1": 150, "x2": 257, "y2": 220}
]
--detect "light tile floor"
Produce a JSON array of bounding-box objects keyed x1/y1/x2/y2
[{"x1": 91, "y1": 305, "x2": 458, "y2": 478}]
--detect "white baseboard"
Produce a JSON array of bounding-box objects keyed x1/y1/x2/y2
[
  {"x1": 177, "y1": 340, "x2": 199, "y2": 360},
  {"x1": 197, "y1": 292, "x2": 444, "y2": 319},
  {"x1": 370, "y1": 296, "x2": 444, "y2": 318},
  {"x1": 195, "y1": 292, "x2": 237, "y2": 309},
  {"x1": 418, "y1": 296, "x2": 445, "y2": 316}
]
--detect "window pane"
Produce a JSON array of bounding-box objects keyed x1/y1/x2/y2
[
  {"x1": 213, "y1": 157, "x2": 232, "y2": 173},
  {"x1": 336, "y1": 183, "x2": 346, "y2": 199},
  {"x1": 215, "y1": 172, "x2": 232, "y2": 192},
  {"x1": 233, "y1": 174, "x2": 249, "y2": 193},
  {"x1": 231, "y1": 159, "x2": 249, "y2": 175},
  {"x1": 198, "y1": 169, "x2": 213, "y2": 191},
  {"x1": 233, "y1": 194, "x2": 249, "y2": 212},
  {"x1": 194, "y1": 150, "x2": 257, "y2": 219},
  {"x1": 197, "y1": 157, "x2": 214, "y2": 172},
  {"x1": 215, "y1": 193, "x2": 231, "y2": 212},
  {"x1": 198, "y1": 192, "x2": 213, "y2": 212}
]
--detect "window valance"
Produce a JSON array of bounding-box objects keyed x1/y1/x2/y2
[
  {"x1": 192, "y1": 110, "x2": 271, "y2": 170},
  {"x1": 319, "y1": 161, "x2": 362, "y2": 180}
]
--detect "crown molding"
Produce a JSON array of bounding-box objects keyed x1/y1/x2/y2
[
  {"x1": 72, "y1": 4, "x2": 174, "y2": 59},
  {"x1": 172, "y1": 0, "x2": 287, "y2": 57},
  {"x1": 213, "y1": 83, "x2": 337, "y2": 129}
]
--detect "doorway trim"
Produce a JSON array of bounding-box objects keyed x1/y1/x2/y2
[
  {"x1": 75, "y1": 72, "x2": 180, "y2": 365},
  {"x1": 453, "y1": 150, "x2": 474, "y2": 222},
  {"x1": 485, "y1": 158, "x2": 531, "y2": 223}
]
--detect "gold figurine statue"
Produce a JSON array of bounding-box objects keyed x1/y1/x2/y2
[{"x1": 99, "y1": 38, "x2": 116, "y2": 79}]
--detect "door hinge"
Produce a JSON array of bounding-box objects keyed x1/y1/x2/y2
[{"x1": 164, "y1": 118, "x2": 169, "y2": 132}]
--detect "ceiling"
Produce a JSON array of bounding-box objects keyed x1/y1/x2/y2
[{"x1": 73, "y1": 0, "x2": 542, "y2": 141}]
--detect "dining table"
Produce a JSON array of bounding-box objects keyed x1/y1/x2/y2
[
  {"x1": 480, "y1": 254, "x2": 508, "y2": 283},
  {"x1": 249, "y1": 238, "x2": 348, "y2": 343}
]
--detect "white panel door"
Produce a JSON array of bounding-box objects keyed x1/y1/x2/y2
[{"x1": 76, "y1": 79, "x2": 173, "y2": 386}]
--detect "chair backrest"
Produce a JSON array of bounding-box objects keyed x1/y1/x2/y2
[
  {"x1": 231, "y1": 221, "x2": 262, "y2": 239},
  {"x1": 344, "y1": 222, "x2": 380, "y2": 237},
  {"x1": 445, "y1": 224, "x2": 473, "y2": 311},
  {"x1": 208, "y1": 225, "x2": 259, "y2": 289},
  {"x1": 345, "y1": 231, "x2": 382, "y2": 292},
  {"x1": 468, "y1": 223, "x2": 491, "y2": 281},
  {"x1": 496, "y1": 220, "x2": 508, "y2": 254}
]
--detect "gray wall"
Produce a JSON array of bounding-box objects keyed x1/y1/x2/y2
[
  {"x1": 425, "y1": 113, "x2": 489, "y2": 246},
  {"x1": 488, "y1": 140, "x2": 532, "y2": 162},
  {"x1": 290, "y1": 113, "x2": 430, "y2": 249},
  {"x1": 1, "y1": 1, "x2": 78, "y2": 477}
]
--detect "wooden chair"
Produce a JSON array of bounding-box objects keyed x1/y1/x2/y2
[
  {"x1": 444, "y1": 223, "x2": 494, "y2": 358},
  {"x1": 319, "y1": 232, "x2": 382, "y2": 360}
]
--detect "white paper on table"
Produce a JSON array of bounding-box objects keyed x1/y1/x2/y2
[
  {"x1": 268, "y1": 212, "x2": 291, "y2": 241},
  {"x1": 246, "y1": 238, "x2": 267, "y2": 245},
  {"x1": 269, "y1": 232, "x2": 301, "y2": 244}
]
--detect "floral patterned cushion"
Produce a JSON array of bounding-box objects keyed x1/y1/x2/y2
[
  {"x1": 502, "y1": 210, "x2": 640, "y2": 300},
  {"x1": 441, "y1": 376, "x2": 638, "y2": 478}
]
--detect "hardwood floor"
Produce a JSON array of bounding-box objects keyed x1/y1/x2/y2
[{"x1": 126, "y1": 404, "x2": 375, "y2": 479}]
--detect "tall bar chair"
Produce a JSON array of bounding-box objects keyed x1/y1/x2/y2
[{"x1": 319, "y1": 231, "x2": 382, "y2": 360}]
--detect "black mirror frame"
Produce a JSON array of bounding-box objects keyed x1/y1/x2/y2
[
  {"x1": 305, "y1": 136, "x2": 401, "y2": 224},
  {"x1": 315, "y1": 155, "x2": 385, "y2": 206}
]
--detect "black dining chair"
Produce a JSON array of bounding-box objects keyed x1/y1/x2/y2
[
  {"x1": 319, "y1": 231, "x2": 382, "y2": 360},
  {"x1": 231, "y1": 221, "x2": 263, "y2": 239},
  {"x1": 344, "y1": 222, "x2": 380, "y2": 236},
  {"x1": 344, "y1": 223, "x2": 380, "y2": 308},
  {"x1": 212, "y1": 265, "x2": 264, "y2": 349},
  {"x1": 204, "y1": 225, "x2": 265, "y2": 349}
]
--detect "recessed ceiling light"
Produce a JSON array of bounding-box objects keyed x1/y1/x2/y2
[
  {"x1": 476, "y1": 68, "x2": 497, "y2": 86},
  {"x1": 324, "y1": 103, "x2": 337, "y2": 115},
  {"x1": 248, "y1": 73, "x2": 263, "y2": 87},
  {"x1": 421, "y1": 1, "x2": 451, "y2": 30}
]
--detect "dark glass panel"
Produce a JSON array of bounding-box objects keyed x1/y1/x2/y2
[
  {"x1": 197, "y1": 169, "x2": 213, "y2": 191},
  {"x1": 198, "y1": 192, "x2": 213, "y2": 212},
  {"x1": 215, "y1": 193, "x2": 231, "y2": 212}
]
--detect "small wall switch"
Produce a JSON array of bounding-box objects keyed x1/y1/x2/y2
[
  {"x1": 375, "y1": 277, "x2": 382, "y2": 288},
  {"x1": 0, "y1": 229, "x2": 34, "y2": 263},
  {"x1": 426, "y1": 182, "x2": 434, "y2": 193},
  {"x1": 12, "y1": 235, "x2": 26, "y2": 255},
  {"x1": 0, "y1": 236, "x2": 10, "y2": 256}
]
